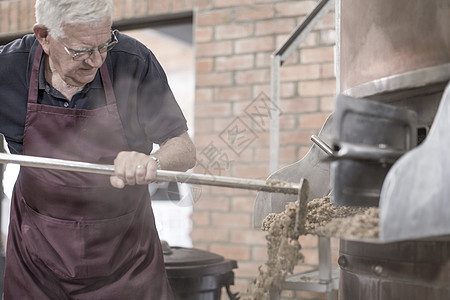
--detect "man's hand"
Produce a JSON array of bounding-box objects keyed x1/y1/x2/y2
[
  {"x1": 110, "y1": 132, "x2": 196, "y2": 189},
  {"x1": 110, "y1": 151, "x2": 159, "y2": 189}
]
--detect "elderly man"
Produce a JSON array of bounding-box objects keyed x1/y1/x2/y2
[{"x1": 0, "y1": 0, "x2": 196, "y2": 299}]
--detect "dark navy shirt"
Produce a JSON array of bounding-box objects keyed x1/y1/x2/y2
[{"x1": 0, "y1": 31, "x2": 188, "y2": 154}]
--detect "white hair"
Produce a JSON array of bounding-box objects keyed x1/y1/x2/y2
[{"x1": 35, "y1": 0, "x2": 114, "y2": 39}]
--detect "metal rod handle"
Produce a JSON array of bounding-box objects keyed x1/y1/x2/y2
[
  {"x1": 311, "y1": 135, "x2": 334, "y2": 157},
  {"x1": 0, "y1": 153, "x2": 300, "y2": 195}
]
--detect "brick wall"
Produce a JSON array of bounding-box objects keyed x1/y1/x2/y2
[
  {"x1": 0, "y1": 0, "x2": 194, "y2": 35},
  {"x1": 1, "y1": 1, "x2": 337, "y2": 299},
  {"x1": 193, "y1": 1, "x2": 337, "y2": 299},
  {"x1": 0, "y1": 0, "x2": 35, "y2": 35}
]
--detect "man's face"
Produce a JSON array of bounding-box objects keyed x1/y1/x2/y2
[{"x1": 47, "y1": 19, "x2": 112, "y2": 87}]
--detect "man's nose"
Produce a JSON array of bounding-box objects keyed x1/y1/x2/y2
[{"x1": 85, "y1": 50, "x2": 105, "y2": 68}]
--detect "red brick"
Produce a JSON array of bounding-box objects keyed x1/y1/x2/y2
[
  {"x1": 192, "y1": 194, "x2": 231, "y2": 211},
  {"x1": 316, "y1": 11, "x2": 336, "y2": 30},
  {"x1": 231, "y1": 196, "x2": 255, "y2": 212},
  {"x1": 113, "y1": 0, "x2": 124, "y2": 19},
  {"x1": 235, "y1": 36, "x2": 274, "y2": 54},
  {"x1": 209, "y1": 186, "x2": 257, "y2": 198},
  {"x1": 215, "y1": 23, "x2": 254, "y2": 40},
  {"x1": 123, "y1": 0, "x2": 135, "y2": 18},
  {"x1": 236, "y1": 145, "x2": 254, "y2": 162},
  {"x1": 133, "y1": 0, "x2": 149, "y2": 16},
  {"x1": 281, "y1": 64, "x2": 321, "y2": 81},
  {"x1": 330, "y1": 237, "x2": 339, "y2": 249},
  {"x1": 31, "y1": 5, "x2": 38, "y2": 30},
  {"x1": 280, "y1": 98, "x2": 320, "y2": 114},
  {"x1": 209, "y1": 244, "x2": 250, "y2": 260},
  {"x1": 196, "y1": 102, "x2": 232, "y2": 118},
  {"x1": 252, "y1": 246, "x2": 268, "y2": 261},
  {"x1": 196, "y1": 57, "x2": 214, "y2": 73},
  {"x1": 253, "y1": 147, "x2": 271, "y2": 163},
  {"x1": 197, "y1": 40, "x2": 233, "y2": 57},
  {"x1": 279, "y1": 115, "x2": 297, "y2": 130},
  {"x1": 280, "y1": 82, "x2": 296, "y2": 98},
  {"x1": 320, "y1": 28, "x2": 337, "y2": 45},
  {"x1": 321, "y1": 62, "x2": 336, "y2": 78},
  {"x1": 194, "y1": 118, "x2": 214, "y2": 133},
  {"x1": 275, "y1": 1, "x2": 317, "y2": 17},
  {"x1": 215, "y1": 0, "x2": 253, "y2": 8},
  {"x1": 195, "y1": 27, "x2": 214, "y2": 43},
  {"x1": 173, "y1": 0, "x2": 195, "y2": 11},
  {"x1": 195, "y1": 88, "x2": 213, "y2": 103},
  {"x1": 196, "y1": 10, "x2": 232, "y2": 26},
  {"x1": 300, "y1": 46, "x2": 334, "y2": 63},
  {"x1": 256, "y1": 18, "x2": 297, "y2": 36},
  {"x1": 299, "y1": 234, "x2": 319, "y2": 248},
  {"x1": 320, "y1": 95, "x2": 336, "y2": 111},
  {"x1": 215, "y1": 54, "x2": 255, "y2": 71},
  {"x1": 196, "y1": 72, "x2": 233, "y2": 87},
  {"x1": 235, "y1": 5, "x2": 274, "y2": 21},
  {"x1": 191, "y1": 211, "x2": 210, "y2": 226},
  {"x1": 301, "y1": 247, "x2": 320, "y2": 265},
  {"x1": 299, "y1": 112, "x2": 330, "y2": 129},
  {"x1": 235, "y1": 69, "x2": 270, "y2": 85},
  {"x1": 295, "y1": 31, "x2": 319, "y2": 48},
  {"x1": 196, "y1": 0, "x2": 212, "y2": 10},
  {"x1": 230, "y1": 102, "x2": 256, "y2": 118},
  {"x1": 331, "y1": 250, "x2": 340, "y2": 264},
  {"x1": 0, "y1": 2, "x2": 9, "y2": 33},
  {"x1": 148, "y1": 0, "x2": 169, "y2": 14},
  {"x1": 255, "y1": 52, "x2": 271, "y2": 68},
  {"x1": 212, "y1": 212, "x2": 251, "y2": 228},
  {"x1": 281, "y1": 50, "x2": 300, "y2": 66},
  {"x1": 233, "y1": 278, "x2": 253, "y2": 297},
  {"x1": 252, "y1": 132, "x2": 272, "y2": 147},
  {"x1": 216, "y1": 86, "x2": 252, "y2": 102},
  {"x1": 233, "y1": 261, "x2": 261, "y2": 278},
  {"x1": 193, "y1": 132, "x2": 224, "y2": 148},
  {"x1": 280, "y1": 130, "x2": 316, "y2": 146},
  {"x1": 190, "y1": 228, "x2": 230, "y2": 242},
  {"x1": 230, "y1": 229, "x2": 267, "y2": 245},
  {"x1": 20, "y1": 0, "x2": 32, "y2": 31},
  {"x1": 298, "y1": 80, "x2": 336, "y2": 97},
  {"x1": 298, "y1": 146, "x2": 311, "y2": 160},
  {"x1": 212, "y1": 116, "x2": 239, "y2": 132},
  {"x1": 278, "y1": 146, "x2": 298, "y2": 163},
  {"x1": 252, "y1": 84, "x2": 271, "y2": 99},
  {"x1": 8, "y1": 1, "x2": 19, "y2": 32}
]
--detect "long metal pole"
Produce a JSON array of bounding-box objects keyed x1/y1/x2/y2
[{"x1": 0, "y1": 153, "x2": 300, "y2": 195}]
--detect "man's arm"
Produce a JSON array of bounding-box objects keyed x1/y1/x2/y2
[{"x1": 110, "y1": 132, "x2": 196, "y2": 189}]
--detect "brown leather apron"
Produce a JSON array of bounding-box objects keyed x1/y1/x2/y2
[{"x1": 3, "y1": 44, "x2": 174, "y2": 300}]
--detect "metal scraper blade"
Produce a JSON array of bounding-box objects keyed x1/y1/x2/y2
[
  {"x1": 253, "y1": 114, "x2": 333, "y2": 228},
  {"x1": 379, "y1": 81, "x2": 450, "y2": 242}
]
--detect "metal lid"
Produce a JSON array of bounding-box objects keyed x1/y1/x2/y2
[
  {"x1": 164, "y1": 247, "x2": 237, "y2": 277},
  {"x1": 164, "y1": 247, "x2": 224, "y2": 267}
]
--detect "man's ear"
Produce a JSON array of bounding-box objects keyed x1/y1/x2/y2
[{"x1": 33, "y1": 24, "x2": 50, "y2": 52}]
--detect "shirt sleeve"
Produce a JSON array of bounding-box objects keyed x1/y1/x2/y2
[
  {"x1": 137, "y1": 51, "x2": 188, "y2": 145},
  {"x1": 0, "y1": 36, "x2": 34, "y2": 154},
  {"x1": 110, "y1": 33, "x2": 189, "y2": 153}
]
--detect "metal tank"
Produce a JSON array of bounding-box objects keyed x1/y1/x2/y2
[{"x1": 337, "y1": 0, "x2": 450, "y2": 299}]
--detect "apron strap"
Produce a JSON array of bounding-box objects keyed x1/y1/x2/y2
[
  {"x1": 100, "y1": 61, "x2": 117, "y2": 109},
  {"x1": 27, "y1": 44, "x2": 43, "y2": 104}
]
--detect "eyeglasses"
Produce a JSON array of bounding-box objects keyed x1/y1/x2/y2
[{"x1": 57, "y1": 31, "x2": 118, "y2": 61}]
